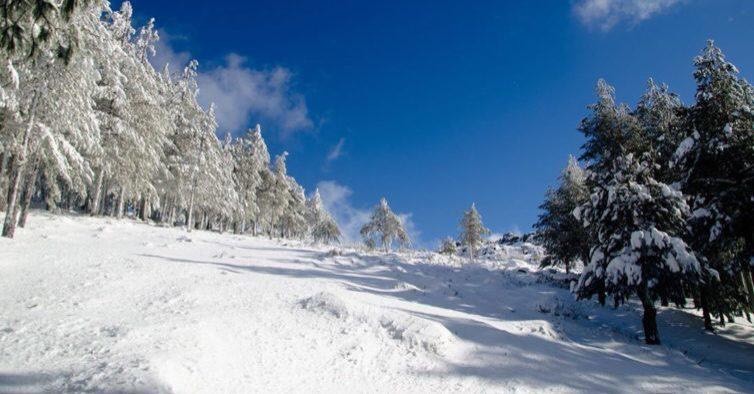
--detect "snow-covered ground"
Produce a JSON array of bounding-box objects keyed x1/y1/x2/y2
[{"x1": 1, "y1": 212, "x2": 753, "y2": 393}]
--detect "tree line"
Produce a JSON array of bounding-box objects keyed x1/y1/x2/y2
[
  {"x1": 536, "y1": 41, "x2": 754, "y2": 344},
  {"x1": 0, "y1": 1, "x2": 341, "y2": 243}
]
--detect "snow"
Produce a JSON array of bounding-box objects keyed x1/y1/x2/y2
[
  {"x1": 673, "y1": 136, "x2": 696, "y2": 161},
  {"x1": 1, "y1": 212, "x2": 753, "y2": 392}
]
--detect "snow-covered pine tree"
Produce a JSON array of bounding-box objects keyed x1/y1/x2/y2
[
  {"x1": 268, "y1": 152, "x2": 292, "y2": 236},
  {"x1": 18, "y1": 39, "x2": 101, "y2": 226},
  {"x1": 573, "y1": 153, "x2": 701, "y2": 344},
  {"x1": 190, "y1": 106, "x2": 239, "y2": 232},
  {"x1": 0, "y1": 0, "x2": 93, "y2": 61},
  {"x1": 88, "y1": 5, "x2": 170, "y2": 221},
  {"x1": 579, "y1": 79, "x2": 644, "y2": 175},
  {"x1": 459, "y1": 203, "x2": 490, "y2": 260},
  {"x1": 439, "y1": 237, "x2": 457, "y2": 255},
  {"x1": 305, "y1": 189, "x2": 341, "y2": 244},
  {"x1": 229, "y1": 126, "x2": 265, "y2": 233},
  {"x1": 0, "y1": 0, "x2": 319, "y2": 242},
  {"x1": 246, "y1": 125, "x2": 272, "y2": 235},
  {"x1": 535, "y1": 155, "x2": 589, "y2": 273},
  {"x1": 634, "y1": 79, "x2": 684, "y2": 183},
  {"x1": 673, "y1": 41, "x2": 754, "y2": 328},
  {"x1": 0, "y1": 2, "x2": 102, "y2": 237},
  {"x1": 576, "y1": 79, "x2": 645, "y2": 304},
  {"x1": 280, "y1": 179, "x2": 308, "y2": 239},
  {"x1": 360, "y1": 197, "x2": 409, "y2": 252}
]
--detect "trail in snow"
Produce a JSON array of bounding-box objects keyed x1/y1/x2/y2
[{"x1": 0, "y1": 212, "x2": 752, "y2": 393}]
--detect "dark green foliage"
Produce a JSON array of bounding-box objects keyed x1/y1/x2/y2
[
  {"x1": 673, "y1": 40, "x2": 754, "y2": 327},
  {"x1": 535, "y1": 156, "x2": 589, "y2": 274},
  {"x1": 550, "y1": 40, "x2": 754, "y2": 337}
]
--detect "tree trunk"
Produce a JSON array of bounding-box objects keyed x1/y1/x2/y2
[
  {"x1": 0, "y1": 152, "x2": 7, "y2": 212},
  {"x1": 3, "y1": 94, "x2": 38, "y2": 238},
  {"x1": 639, "y1": 284, "x2": 661, "y2": 345},
  {"x1": 17, "y1": 163, "x2": 39, "y2": 228},
  {"x1": 139, "y1": 197, "x2": 149, "y2": 221},
  {"x1": 116, "y1": 186, "x2": 127, "y2": 218},
  {"x1": 187, "y1": 202, "x2": 195, "y2": 232},
  {"x1": 89, "y1": 167, "x2": 105, "y2": 216},
  {"x1": 597, "y1": 285, "x2": 606, "y2": 307},
  {"x1": 186, "y1": 133, "x2": 206, "y2": 233},
  {"x1": 700, "y1": 287, "x2": 714, "y2": 332},
  {"x1": 2, "y1": 160, "x2": 23, "y2": 238},
  {"x1": 741, "y1": 265, "x2": 754, "y2": 312},
  {"x1": 168, "y1": 205, "x2": 176, "y2": 226}
]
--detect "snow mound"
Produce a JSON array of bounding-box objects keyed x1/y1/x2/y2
[
  {"x1": 514, "y1": 321, "x2": 564, "y2": 341},
  {"x1": 300, "y1": 291, "x2": 351, "y2": 319},
  {"x1": 300, "y1": 291, "x2": 456, "y2": 356},
  {"x1": 537, "y1": 296, "x2": 592, "y2": 321},
  {"x1": 392, "y1": 281, "x2": 422, "y2": 292},
  {"x1": 377, "y1": 314, "x2": 455, "y2": 356}
]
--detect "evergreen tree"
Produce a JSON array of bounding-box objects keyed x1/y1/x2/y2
[
  {"x1": 576, "y1": 79, "x2": 645, "y2": 304},
  {"x1": 0, "y1": 1, "x2": 318, "y2": 242},
  {"x1": 574, "y1": 153, "x2": 702, "y2": 344},
  {"x1": 439, "y1": 237, "x2": 457, "y2": 255},
  {"x1": 535, "y1": 156, "x2": 589, "y2": 273},
  {"x1": 0, "y1": 0, "x2": 93, "y2": 61},
  {"x1": 634, "y1": 79, "x2": 685, "y2": 183},
  {"x1": 674, "y1": 41, "x2": 754, "y2": 328},
  {"x1": 360, "y1": 197, "x2": 409, "y2": 252},
  {"x1": 459, "y1": 203, "x2": 490, "y2": 260},
  {"x1": 579, "y1": 79, "x2": 644, "y2": 175},
  {"x1": 305, "y1": 189, "x2": 341, "y2": 244},
  {"x1": 229, "y1": 125, "x2": 264, "y2": 233}
]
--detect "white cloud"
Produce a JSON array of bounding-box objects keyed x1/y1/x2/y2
[
  {"x1": 316, "y1": 180, "x2": 420, "y2": 246},
  {"x1": 573, "y1": 0, "x2": 683, "y2": 31},
  {"x1": 151, "y1": 32, "x2": 313, "y2": 138},
  {"x1": 325, "y1": 138, "x2": 346, "y2": 163}
]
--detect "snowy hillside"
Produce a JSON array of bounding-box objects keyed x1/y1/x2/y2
[{"x1": 1, "y1": 212, "x2": 753, "y2": 393}]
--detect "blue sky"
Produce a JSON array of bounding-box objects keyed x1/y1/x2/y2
[{"x1": 123, "y1": 0, "x2": 754, "y2": 247}]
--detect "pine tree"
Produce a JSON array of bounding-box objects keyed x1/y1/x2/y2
[
  {"x1": 439, "y1": 237, "x2": 457, "y2": 255},
  {"x1": 574, "y1": 153, "x2": 702, "y2": 344},
  {"x1": 0, "y1": 1, "x2": 319, "y2": 243},
  {"x1": 576, "y1": 79, "x2": 645, "y2": 304},
  {"x1": 0, "y1": 0, "x2": 93, "y2": 61},
  {"x1": 674, "y1": 41, "x2": 754, "y2": 328},
  {"x1": 459, "y1": 203, "x2": 490, "y2": 260},
  {"x1": 535, "y1": 156, "x2": 589, "y2": 273},
  {"x1": 634, "y1": 79, "x2": 684, "y2": 183},
  {"x1": 306, "y1": 189, "x2": 341, "y2": 244},
  {"x1": 579, "y1": 79, "x2": 644, "y2": 175},
  {"x1": 229, "y1": 125, "x2": 265, "y2": 233},
  {"x1": 360, "y1": 197, "x2": 409, "y2": 252}
]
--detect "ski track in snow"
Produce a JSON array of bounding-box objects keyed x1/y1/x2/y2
[{"x1": 0, "y1": 212, "x2": 752, "y2": 393}]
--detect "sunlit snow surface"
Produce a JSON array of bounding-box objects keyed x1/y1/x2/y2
[{"x1": 1, "y1": 212, "x2": 752, "y2": 393}]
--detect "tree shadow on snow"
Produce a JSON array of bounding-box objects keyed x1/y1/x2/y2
[
  {"x1": 0, "y1": 371, "x2": 158, "y2": 394},
  {"x1": 137, "y1": 248, "x2": 754, "y2": 391}
]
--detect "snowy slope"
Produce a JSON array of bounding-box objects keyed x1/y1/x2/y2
[{"x1": 1, "y1": 212, "x2": 752, "y2": 393}]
